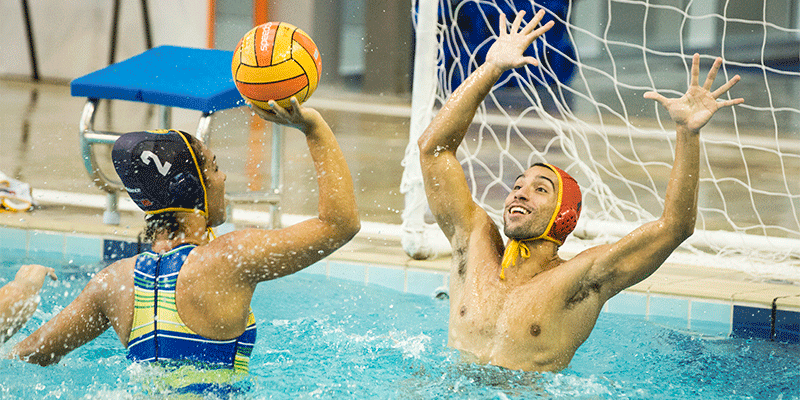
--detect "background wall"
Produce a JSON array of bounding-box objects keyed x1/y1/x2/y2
[
  {"x1": 1, "y1": 1, "x2": 210, "y2": 81},
  {"x1": 0, "y1": 0, "x2": 318, "y2": 82},
  {"x1": 3, "y1": 1, "x2": 794, "y2": 93}
]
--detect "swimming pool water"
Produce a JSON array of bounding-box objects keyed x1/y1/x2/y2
[{"x1": 0, "y1": 258, "x2": 797, "y2": 399}]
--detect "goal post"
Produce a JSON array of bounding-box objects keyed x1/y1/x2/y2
[
  {"x1": 401, "y1": 0, "x2": 451, "y2": 260},
  {"x1": 402, "y1": 0, "x2": 800, "y2": 277}
]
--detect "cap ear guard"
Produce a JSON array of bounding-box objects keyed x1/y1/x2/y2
[
  {"x1": 530, "y1": 163, "x2": 582, "y2": 245},
  {"x1": 168, "y1": 172, "x2": 204, "y2": 210}
]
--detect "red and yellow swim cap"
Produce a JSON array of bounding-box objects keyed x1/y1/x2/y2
[{"x1": 531, "y1": 163, "x2": 581, "y2": 245}]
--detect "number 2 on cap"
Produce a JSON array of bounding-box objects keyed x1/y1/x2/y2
[{"x1": 140, "y1": 151, "x2": 172, "y2": 176}]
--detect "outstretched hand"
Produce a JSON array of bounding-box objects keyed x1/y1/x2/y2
[
  {"x1": 248, "y1": 97, "x2": 322, "y2": 134},
  {"x1": 14, "y1": 264, "x2": 57, "y2": 294},
  {"x1": 644, "y1": 53, "x2": 744, "y2": 133},
  {"x1": 485, "y1": 10, "x2": 555, "y2": 73},
  {"x1": 0, "y1": 264, "x2": 57, "y2": 344}
]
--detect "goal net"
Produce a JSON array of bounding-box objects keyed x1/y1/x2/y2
[{"x1": 402, "y1": 0, "x2": 800, "y2": 279}]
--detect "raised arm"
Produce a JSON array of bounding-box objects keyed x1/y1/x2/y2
[
  {"x1": 0, "y1": 264, "x2": 57, "y2": 343},
  {"x1": 591, "y1": 54, "x2": 743, "y2": 298},
  {"x1": 215, "y1": 97, "x2": 360, "y2": 285},
  {"x1": 418, "y1": 11, "x2": 554, "y2": 240}
]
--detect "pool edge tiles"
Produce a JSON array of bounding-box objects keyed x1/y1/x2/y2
[
  {"x1": 626, "y1": 261, "x2": 800, "y2": 343},
  {"x1": 731, "y1": 294, "x2": 800, "y2": 343},
  {"x1": 730, "y1": 282, "x2": 800, "y2": 342},
  {"x1": 689, "y1": 299, "x2": 734, "y2": 337},
  {"x1": 775, "y1": 295, "x2": 800, "y2": 342},
  {"x1": 2, "y1": 225, "x2": 800, "y2": 343},
  {"x1": 319, "y1": 259, "x2": 449, "y2": 298},
  {"x1": 0, "y1": 225, "x2": 115, "y2": 265},
  {"x1": 0, "y1": 226, "x2": 27, "y2": 260}
]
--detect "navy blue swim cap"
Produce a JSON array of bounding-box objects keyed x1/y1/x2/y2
[{"x1": 112, "y1": 129, "x2": 208, "y2": 215}]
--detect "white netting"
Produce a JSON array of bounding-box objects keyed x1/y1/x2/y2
[{"x1": 403, "y1": 0, "x2": 800, "y2": 278}]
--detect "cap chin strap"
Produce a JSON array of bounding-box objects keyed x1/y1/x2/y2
[
  {"x1": 499, "y1": 231, "x2": 562, "y2": 280},
  {"x1": 206, "y1": 227, "x2": 217, "y2": 241},
  {"x1": 500, "y1": 239, "x2": 531, "y2": 280}
]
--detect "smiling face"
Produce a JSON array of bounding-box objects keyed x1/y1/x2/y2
[{"x1": 503, "y1": 165, "x2": 560, "y2": 240}]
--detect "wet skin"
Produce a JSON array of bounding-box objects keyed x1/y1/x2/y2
[
  {"x1": 418, "y1": 11, "x2": 743, "y2": 372},
  {"x1": 11, "y1": 99, "x2": 361, "y2": 366}
]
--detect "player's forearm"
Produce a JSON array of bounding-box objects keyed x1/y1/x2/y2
[
  {"x1": 305, "y1": 119, "x2": 360, "y2": 238},
  {"x1": 11, "y1": 295, "x2": 110, "y2": 366},
  {"x1": 10, "y1": 315, "x2": 72, "y2": 366},
  {"x1": 11, "y1": 332, "x2": 62, "y2": 366},
  {"x1": 419, "y1": 63, "x2": 503, "y2": 156},
  {"x1": 0, "y1": 282, "x2": 39, "y2": 343},
  {"x1": 661, "y1": 125, "x2": 700, "y2": 238}
]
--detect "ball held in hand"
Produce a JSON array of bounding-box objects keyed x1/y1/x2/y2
[{"x1": 232, "y1": 21, "x2": 322, "y2": 109}]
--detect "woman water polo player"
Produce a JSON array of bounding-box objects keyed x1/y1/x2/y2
[{"x1": 11, "y1": 98, "x2": 360, "y2": 375}]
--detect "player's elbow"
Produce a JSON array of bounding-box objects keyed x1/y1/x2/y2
[
  {"x1": 676, "y1": 225, "x2": 695, "y2": 243},
  {"x1": 418, "y1": 134, "x2": 431, "y2": 156},
  {"x1": 418, "y1": 129, "x2": 442, "y2": 157},
  {"x1": 662, "y1": 217, "x2": 695, "y2": 242},
  {"x1": 11, "y1": 343, "x2": 60, "y2": 366},
  {"x1": 28, "y1": 353, "x2": 61, "y2": 367},
  {"x1": 340, "y1": 216, "x2": 361, "y2": 241},
  {"x1": 329, "y1": 213, "x2": 361, "y2": 243}
]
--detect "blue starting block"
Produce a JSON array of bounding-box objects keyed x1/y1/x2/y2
[
  {"x1": 73, "y1": 45, "x2": 282, "y2": 227},
  {"x1": 72, "y1": 45, "x2": 243, "y2": 113}
]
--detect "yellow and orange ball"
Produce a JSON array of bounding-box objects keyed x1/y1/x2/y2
[{"x1": 232, "y1": 22, "x2": 322, "y2": 109}]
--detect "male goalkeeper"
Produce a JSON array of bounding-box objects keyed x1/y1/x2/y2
[{"x1": 418, "y1": 9, "x2": 743, "y2": 372}]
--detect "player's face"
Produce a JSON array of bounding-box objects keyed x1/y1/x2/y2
[
  {"x1": 503, "y1": 165, "x2": 559, "y2": 240},
  {"x1": 200, "y1": 144, "x2": 227, "y2": 227}
]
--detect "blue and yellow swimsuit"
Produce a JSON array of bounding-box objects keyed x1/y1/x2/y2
[{"x1": 127, "y1": 244, "x2": 257, "y2": 373}]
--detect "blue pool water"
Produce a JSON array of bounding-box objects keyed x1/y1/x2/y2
[{"x1": 0, "y1": 257, "x2": 798, "y2": 399}]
